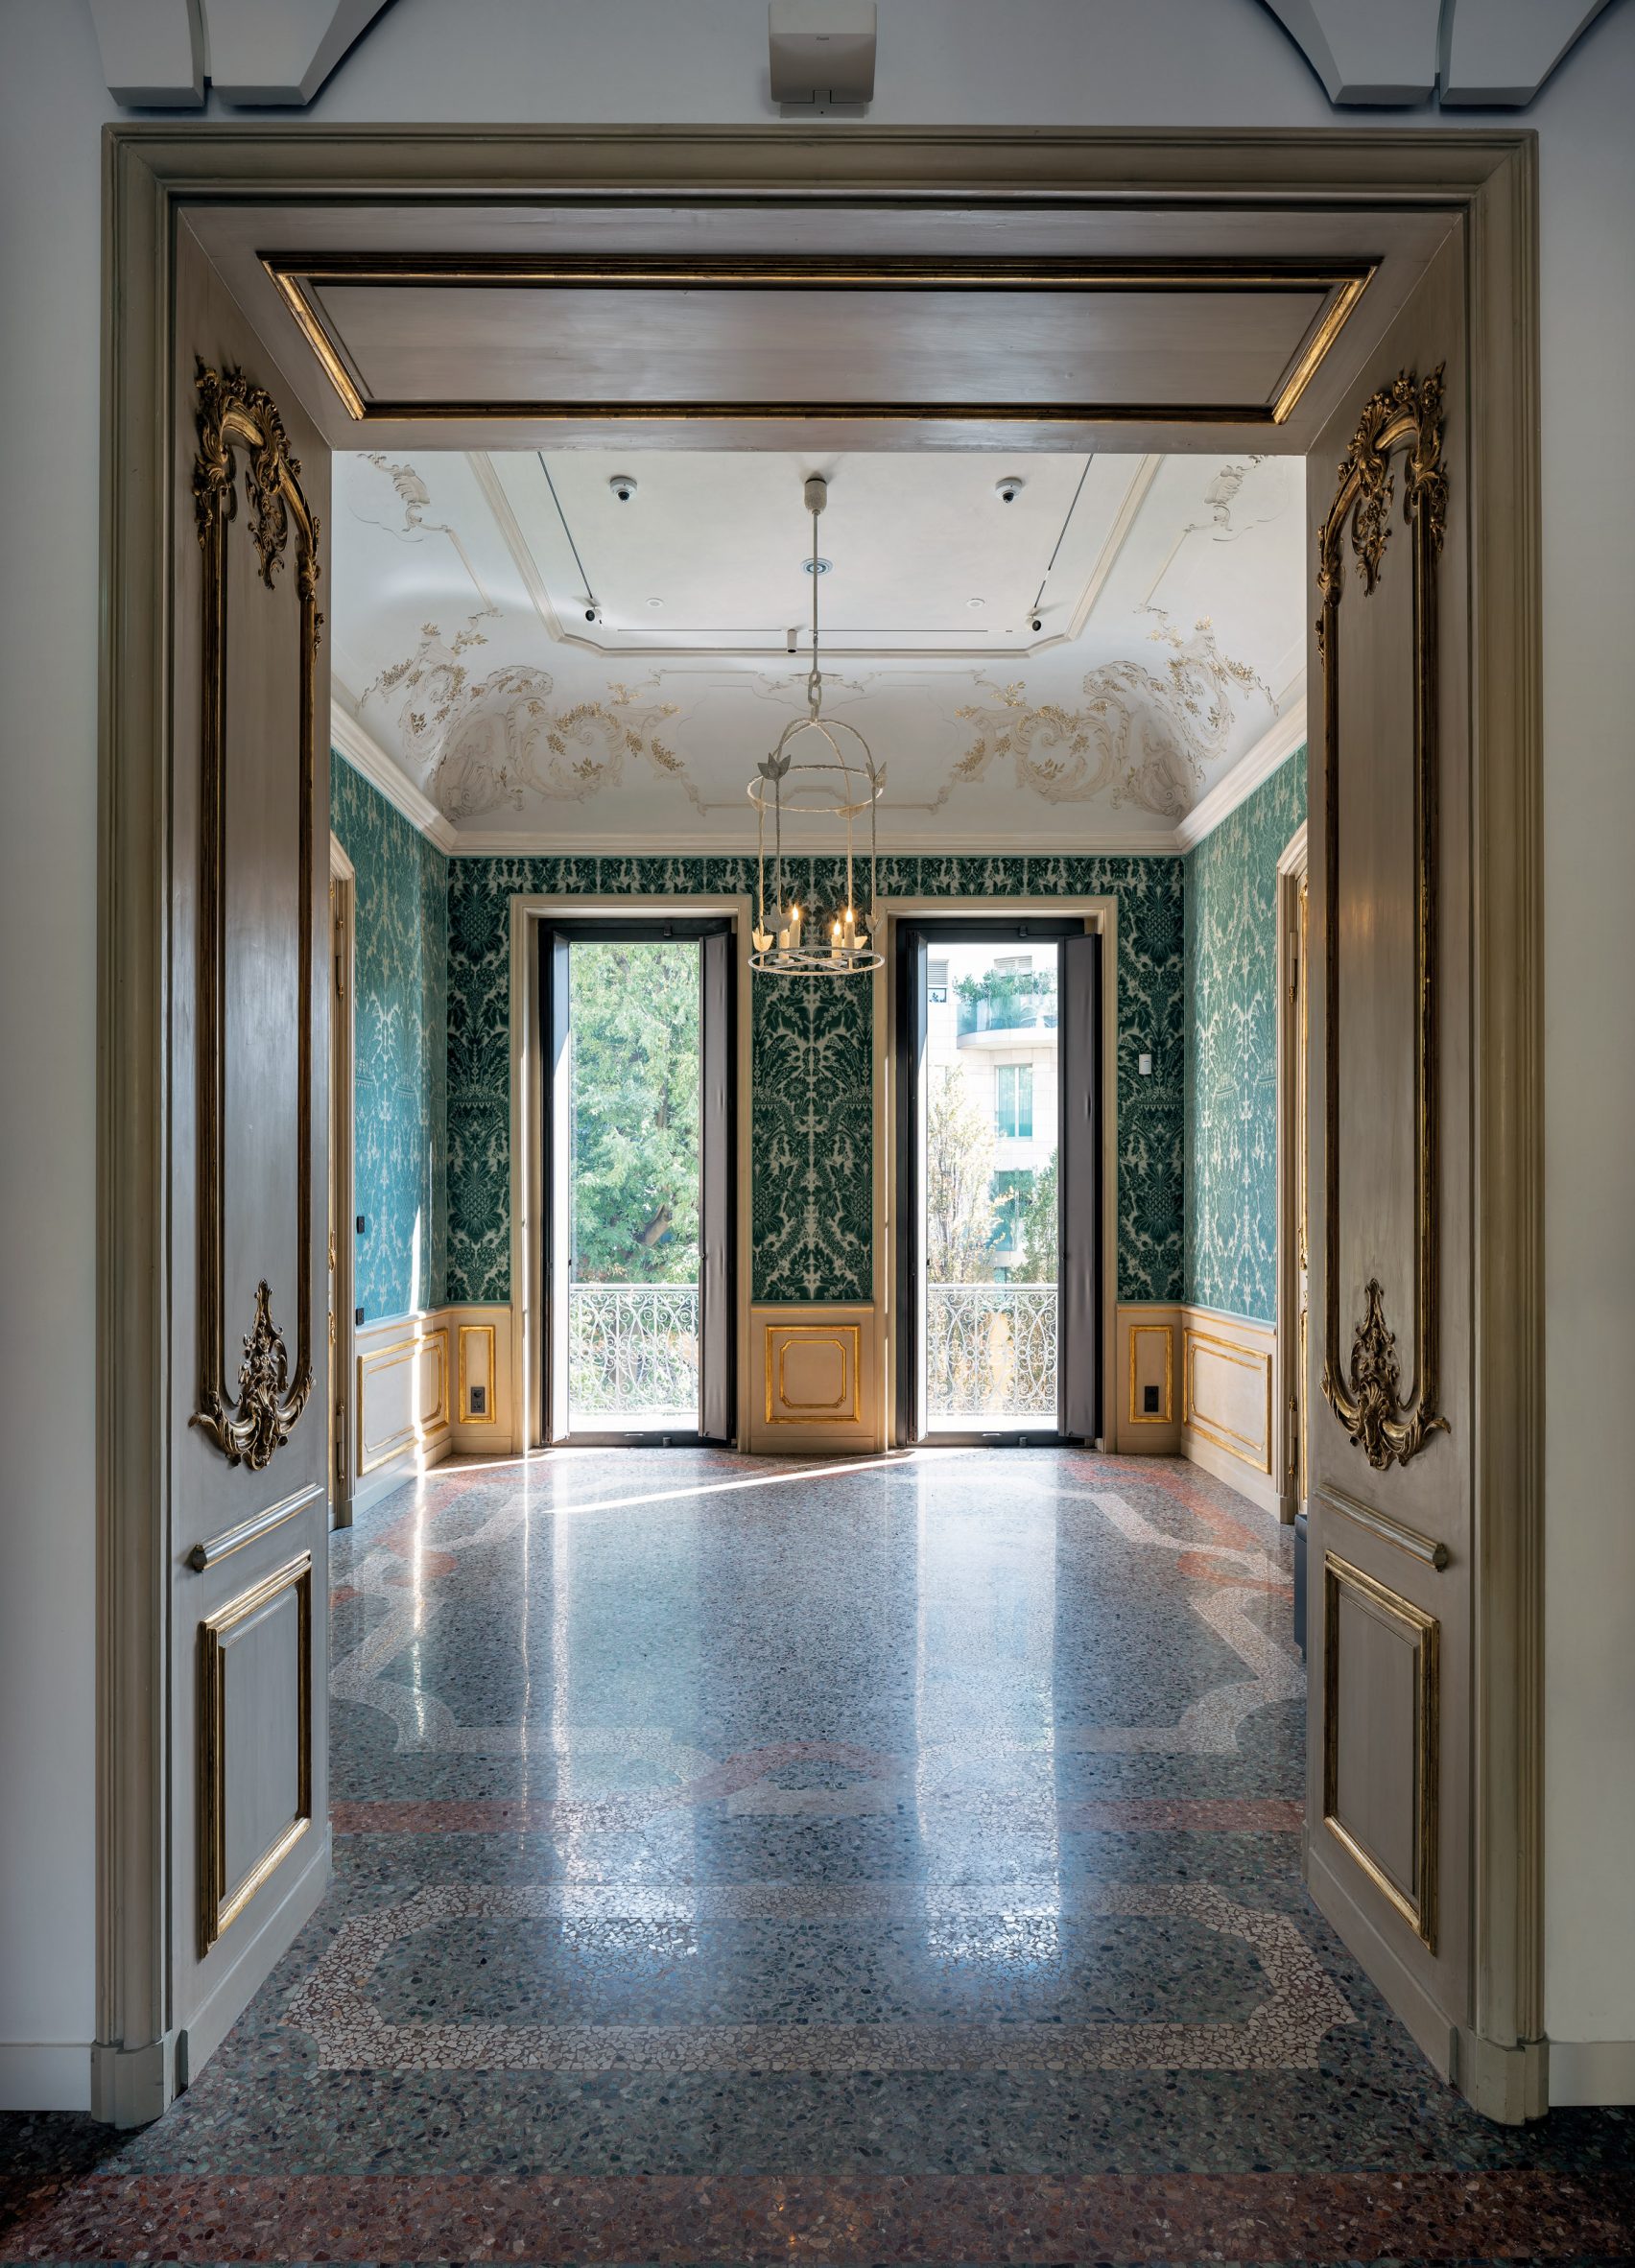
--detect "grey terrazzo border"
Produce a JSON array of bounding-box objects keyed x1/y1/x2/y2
[{"x1": 283, "y1": 1880, "x2": 1354, "y2": 2074}]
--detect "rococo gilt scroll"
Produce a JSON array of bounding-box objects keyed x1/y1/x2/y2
[
  {"x1": 190, "y1": 367, "x2": 321, "y2": 1470},
  {"x1": 1316, "y1": 368, "x2": 1450, "y2": 1473}
]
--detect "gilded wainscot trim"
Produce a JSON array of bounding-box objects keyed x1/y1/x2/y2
[
  {"x1": 190, "y1": 367, "x2": 321, "y2": 1470},
  {"x1": 1316, "y1": 369, "x2": 1450, "y2": 1472},
  {"x1": 197, "y1": 1551, "x2": 315, "y2": 1958},
  {"x1": 1321, "y1": 1551, "x2": 1440, "y2": 1949}
]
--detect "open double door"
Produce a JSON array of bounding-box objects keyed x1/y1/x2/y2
[{"x1": 103, "y1": 131, "x2": 1539, "y2": 2122}]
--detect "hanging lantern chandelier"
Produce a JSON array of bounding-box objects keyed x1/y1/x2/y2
[{"x1": 747, "y1": 474, "x2": 885, "y2": 976}]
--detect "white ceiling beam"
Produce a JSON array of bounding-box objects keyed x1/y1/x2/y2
[
  {"x1": 1260, "y1": 0, "x2": 1441, "y2": 105},
  {"x1": 201, "y1": 0, "x2": 393, "y2": 106},
  {"x1": 1439, "y1": 0, "x2": 1615, "y2": 106},
  {"x1": 88, "y1": 0, "x2": 204, "y2": 108}
]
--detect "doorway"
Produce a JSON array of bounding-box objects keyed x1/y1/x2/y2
[
  {"x1": 540, "y1": 917, "x2": 736, "y2": 1445},
  {"x1": 895, "y1": 918, "x2": 1102, "y2": 1446},
  {"x1": 98, "y1": 126, "x2": 1542, "y2": 2126}
]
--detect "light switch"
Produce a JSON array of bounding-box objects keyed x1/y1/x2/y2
[{"x1": 1138, "y1": 1051, "x2": 1153, "y2": 1076}]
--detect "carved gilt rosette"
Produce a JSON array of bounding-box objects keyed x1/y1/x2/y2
[
  {"x1": 190, "y1": 367, "x2": 320, "y2": 1471},
  {"x1": 1316, "y1": 368, "x2": 1450, "y2": 1473}
]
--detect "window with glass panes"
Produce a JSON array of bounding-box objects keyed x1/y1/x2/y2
[{"x1": 995, "y1": 1062, "x2": 1033, "y2": 1139}]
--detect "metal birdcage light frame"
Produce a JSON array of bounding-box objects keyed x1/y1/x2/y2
[{"x1": 747, "y1": 475, "x2": 885, "y2": 976}]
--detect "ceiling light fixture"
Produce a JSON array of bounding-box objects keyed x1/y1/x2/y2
[{"x1": 748, "y1": 474, "x2": 883, "y2": 978}]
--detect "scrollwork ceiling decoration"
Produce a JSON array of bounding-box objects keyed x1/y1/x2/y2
[
  {"x1": 334, "y1": 448, "x2": 1298, "y2": 837},
  {"x1": 191, "y1": 366, "x2": 320, "y2": 1472},
  {"x1": 1317, "y1": 366, "x2": 1450, "y2": 1473},
  {"x1": 363, "y1": 617, "x2": 694, "y2": 820},
  {"x1": 937, "y1": 618, "x2": 1274, "y2": 824}
]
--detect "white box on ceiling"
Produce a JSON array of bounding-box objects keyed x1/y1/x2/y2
[{"x1": 770, "y1": 1, "x2": 877, "y2": 105}]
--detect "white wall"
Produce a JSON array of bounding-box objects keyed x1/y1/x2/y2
[{"x1": 2, "y1": 0, "x2": 1629, "y2": 2101}]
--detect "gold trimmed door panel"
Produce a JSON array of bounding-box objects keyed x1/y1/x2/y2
[
  {"x1": 1303, "y1": 230, "x2": 1473, "y2": 2076},
  {"x1": 168, "y1": 224, "x2": 333, "y2": 2067}
]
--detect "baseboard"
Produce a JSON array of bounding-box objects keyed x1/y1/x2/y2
[
  {"x1": 349, "y1": 1432, "x2": 452, "y2": 1519},
  {"x1": 91, "y1": 2029, "x2": 178, "y2": 2125},
  {"x1": 0, "y1": 2039, "x2": 92, "y2": 2114},
  {"x1": 1306, "y1": 1828, "x2": 1457, "y2": 2084},
  {"x1": 1549, "y1": 2037, "x2": 1635, "y2": 2107},
  {"x1": 1181, "y1": 1423, "x2": 1281, "y2": 1514},
  {"x1": 1456, "y1": 2028, "x2": 1548, "y2": 2122},
  {"x1": 176, "y1": 1825, "x2": 333, "y2": 2114}
]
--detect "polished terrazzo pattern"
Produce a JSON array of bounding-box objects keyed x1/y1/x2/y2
[{"x1": 3, "y1": 1445, "x2": 1630, "y2": 2263}]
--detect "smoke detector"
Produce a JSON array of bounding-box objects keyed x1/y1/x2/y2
[{"x1": 770, "y1": 2, "x2": 877, "y2": 106}]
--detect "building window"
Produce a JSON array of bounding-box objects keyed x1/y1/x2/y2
[
  {"x1": 995, "y1": 1062, "x2": 1033, "y2": 1140},
  {"x1": 928, "y1": 957, "x2": 949, "y2": 1004}
]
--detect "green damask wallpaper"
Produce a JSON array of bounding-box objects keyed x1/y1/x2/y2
[
  {"x1": 1183, "y1": 749, "x2": 1308, "y2": 1323},
  {"x1": 330, "y1": 757, "x2": 448, "y2": 1321},
  {"x1": 445, "y1": 851, "x2": 1185, "y2": 1309}
]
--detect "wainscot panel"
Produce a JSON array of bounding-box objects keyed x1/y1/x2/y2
[
  {"x1": 1180, "y1": 1304, "x2": 1278, "y2": 1512},
  {"x1": 750, "y1": 1305, "x2": 881, "y2": 1454},
  {"x1": 446, "y1": 1303, "x2": 514, "y2": 1451},
  {"x1": 1114, "y1": 1303, "x2": 1181, "y2": 1453},
  {"x1": 353, "y1": 1311, "x2": 453, "y2": 1515}
]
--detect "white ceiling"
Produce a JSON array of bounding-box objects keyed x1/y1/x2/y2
[{"x1": 331, "y1": 445, "x2": 1307, "y2": 851}]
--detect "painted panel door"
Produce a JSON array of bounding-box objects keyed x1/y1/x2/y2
[
  {"x1": 1302, "y1": 231, "x2": 1475, "y2": 2084},
  {"x1": 167, "y1": 222, "x2": 333, "y2": 2089}
]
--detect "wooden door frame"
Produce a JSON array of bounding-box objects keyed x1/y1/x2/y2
[
  {"x1": 326, "y1": 838, "x2": 355, "y2": 1530},
  {"x1": 99, "y1": 124, "x2": 1541, "y2": 2123},
  {"x1": 1276, "y1": 823, "x2": 1310, "y2": 1525}
]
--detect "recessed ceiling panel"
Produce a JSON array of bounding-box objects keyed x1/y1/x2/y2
[
  {"x1": 501, "y1": 450, "x2": 1122, "y2": 652},
  {"x1": 267, "y1": 256, "x2": 1371, "y2": 427}
]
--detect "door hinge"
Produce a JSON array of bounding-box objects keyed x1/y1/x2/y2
[
  {"x1": 333, "y1": 1421, "x2": 346, "y2": 1489},
  {"x1": 333, "y1": 912, "x2": 346, "y2": 1000}
]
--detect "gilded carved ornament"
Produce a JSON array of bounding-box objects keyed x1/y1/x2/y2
[
  {"x1": 190, "y1": 366, "x2": 320, "y2": 1472},
  {"x1": 1316, "y1": 368, "x2": 1450, "y2": 1473}
]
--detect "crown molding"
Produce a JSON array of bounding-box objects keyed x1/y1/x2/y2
[
  {"x1": 331, "y1": 694, "x2": 1299, "y2": 864},
  {"x1": 446, "y1": 827, "x2": 1183, "y2": 860},
  {"x1": 1173, "y1": 697, "x2": 1309, "y2": 853},
  {"x1": 330, "y1": 703, "x2": 458, "y2": 853}
]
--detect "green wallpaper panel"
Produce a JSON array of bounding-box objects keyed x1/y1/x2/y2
[
  {"x1": 445, "y1": 852, "x2": 1185, "y2": 1310},
  {"x1": 1183, "y1": 749, "x2": 1308, "y2": 1323},
  {"x1": 330, "y1": 756, "x2": 448, "y2": 1321}
]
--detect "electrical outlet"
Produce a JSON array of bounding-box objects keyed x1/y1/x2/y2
[
  {"x1": 1138, "y1": 1051, "x2": 1153, "y2": 1076},
  {"x1": 354, "y1": 1306, "x2": 365, "y2": 1325},
  {"x1": 355, "y1": 1214, "x2": 367, "y2": 1235},
  {"x1": 469, "y1": 1384, "x2": 486, "y2": 1416},
  {"x1": 1144, "y1": 1382, "x2": 1162, "y2": 1414}
]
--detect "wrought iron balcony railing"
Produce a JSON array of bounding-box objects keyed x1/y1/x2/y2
[
  {"x1": 924, "y1": 1281, "x2": 1058, "y2": 1425},
  {"x1": 567, "y1": 1282, "x2": 699, "y2": 1425}
]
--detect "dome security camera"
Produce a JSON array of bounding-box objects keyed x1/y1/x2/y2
[
  {"x1": 1031, "y1": 616, "x2": 1044, "y2": 632},
  {"x1": 995, "y1": 475, "x2": 1026, "y2": 504},
  {"x1": 585, "y1": 604, "x2": 601, "y2": 624},
  {"x1": 608, "y1": 473, "x2": 637, "y2": 503}
]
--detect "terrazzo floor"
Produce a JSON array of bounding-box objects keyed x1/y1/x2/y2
[{"x1": 2, "y1": 1444, "x2": 1630, "y2": 2263}]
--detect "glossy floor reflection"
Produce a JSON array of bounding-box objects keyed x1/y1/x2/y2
[{"x1": 3, "y1": 1446, "x2": 1631, "y2": 2262}]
